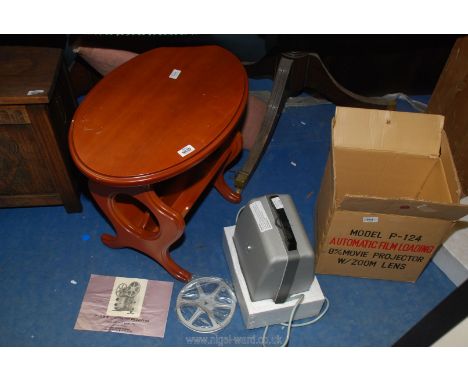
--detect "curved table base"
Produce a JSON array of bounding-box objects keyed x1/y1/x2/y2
[{"x1": 88, "y1": 132, "x2": 243, "y2": 282}]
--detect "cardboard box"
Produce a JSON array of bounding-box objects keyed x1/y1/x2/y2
[{"x1": 315, "y1": 107, "x2": 468, "y2": 282}]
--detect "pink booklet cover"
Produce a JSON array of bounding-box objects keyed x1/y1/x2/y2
[{"x1": 75, "y1": 274, "x2": 173, "y2": 338}]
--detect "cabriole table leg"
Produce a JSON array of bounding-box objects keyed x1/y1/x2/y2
[{"x1": 89, "y1": 181, "x2": 191, "y2": 282}]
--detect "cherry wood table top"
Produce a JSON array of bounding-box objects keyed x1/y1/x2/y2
[{"x1": 70, "y1": 45, "x2": 248, "y2": 186}]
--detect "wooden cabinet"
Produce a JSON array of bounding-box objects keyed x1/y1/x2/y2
[
  {"x1": 0, "y1": 46, "x2": 81, "y2": 212},
  {"x1": 428, "y1": 37, "x2": 468, "y2": 196}
]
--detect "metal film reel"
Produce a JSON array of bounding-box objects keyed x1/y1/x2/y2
[{"x1": 176, "y1": 277, "x2": 237, "y2": 333}]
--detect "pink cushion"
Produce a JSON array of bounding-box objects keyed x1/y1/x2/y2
[{"x1": 74, "y1": 47, "x2": 138, "y2": 76}]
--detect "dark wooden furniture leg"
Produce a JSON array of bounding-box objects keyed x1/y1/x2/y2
[
  {"x1": 234, "y1": 56, "x2": 294, "y2": 192},
  {"x1": 234, "y1": 52, "x2": 395, "y2": 192}
]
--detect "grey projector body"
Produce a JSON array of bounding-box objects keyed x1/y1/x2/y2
[{"x1": 233, "y1": 194, "x2": 315, "y2": 303}]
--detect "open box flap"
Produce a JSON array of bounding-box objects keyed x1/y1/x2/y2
[
  {"x1": 338, "y1": 195, "x2": 468, "y2": 221},
  {"x1": 333, "y1": 107, "x2": 444, "y2": 157}
]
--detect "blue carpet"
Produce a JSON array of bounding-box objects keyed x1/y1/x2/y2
[{"x1": 0, "y1": 80, "x2": 455, "y2": 346}]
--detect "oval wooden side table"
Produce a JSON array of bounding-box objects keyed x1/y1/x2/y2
[{"x1": 69, "y1": 46, "x2": 248, "y2": 282}]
